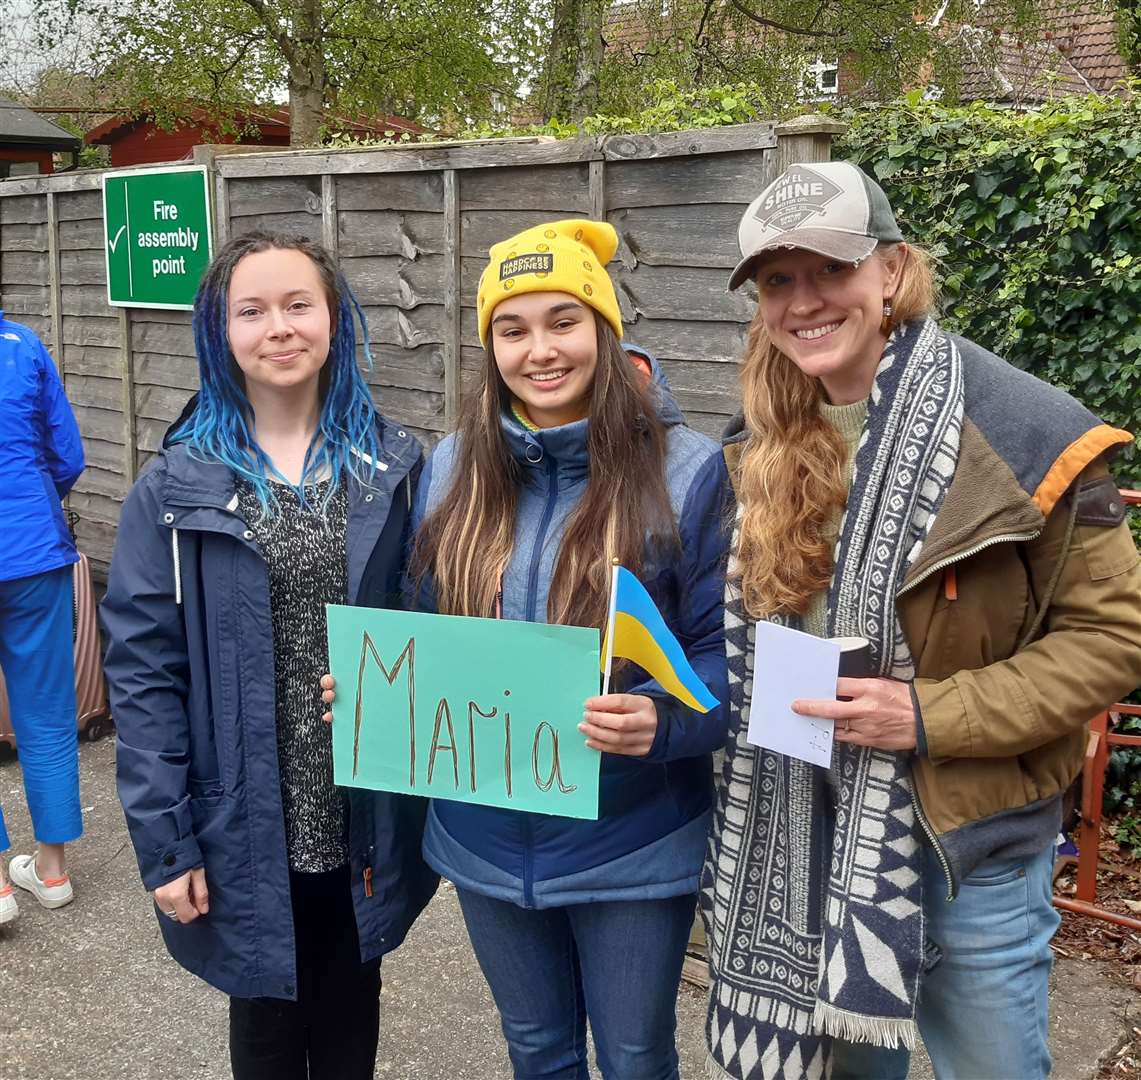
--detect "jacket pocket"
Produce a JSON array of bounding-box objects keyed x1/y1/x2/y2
[
  {"x1": 187, "y1": 790, "x2": 229, "y2": 846},
  {"x1": 1075, "y1": 521, "x2": 1141, "y2": 582},
  {"x1": 187, "y1": 778, "x2": 225, "y2": 800},
  {"x1": 940, "y1": 546, "x2": 1027, "y2": 672}
]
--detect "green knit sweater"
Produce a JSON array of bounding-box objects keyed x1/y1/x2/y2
[{"x1": 803, "y1": 398, "x2": 868, "y2": 638}]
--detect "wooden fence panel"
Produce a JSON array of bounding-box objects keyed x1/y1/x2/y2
[
  {"x1": 0, "y1": 118, "x2": 833, "y2": 575},
  {"x1": 599, "y1": 146, "x2": 779, "y2": 438},
  {"x1": 459, "y1": 164, "x2": 592, "y2": 213},
  {"x1": 227, "y1": 174, "x2": 326, "y2": 244},
  {"x1": 49, "y1": 188, "x2": 127, "y2": 574},
  {"x1": 0, "y1": 196, "x2": 49, "y2": 338},
  {"x1": 328, "y1": 172, "x2": 450, "y2": 442},
  {"x1": 129, "y1": 310, "x2": 196, "y2": 473}
]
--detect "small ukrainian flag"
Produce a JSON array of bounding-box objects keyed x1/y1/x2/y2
[{"x1": 601, "y1": 564, "x2": 719, "y2": 713}]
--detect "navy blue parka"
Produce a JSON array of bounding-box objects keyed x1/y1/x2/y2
[{"x1": 101, "y1": 411, "x2": 438, "y2": 1000}]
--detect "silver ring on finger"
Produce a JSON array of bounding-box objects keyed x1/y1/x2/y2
[{"x1": 162, "y1": 909, "x2": 178, "y2": 919}]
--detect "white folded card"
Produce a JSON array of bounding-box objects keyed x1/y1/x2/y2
[{"x1": 747, "y1": 621, "x2": 841, "y2": 768}]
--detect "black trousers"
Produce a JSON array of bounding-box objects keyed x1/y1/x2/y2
[{"x1": 229, "y1": 865, "x2": 381, "y2": 1080}]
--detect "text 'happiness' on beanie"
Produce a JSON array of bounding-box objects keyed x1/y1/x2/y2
[{"x1": 477, "y1": 219, "x2": 623, "y2": 345}]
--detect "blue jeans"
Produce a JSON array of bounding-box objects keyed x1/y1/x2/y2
[
  {"x1": 456, "y1": 888, "x2": 696, "y2": 1080},
  {"x1": 0, "y1": 567, "x2": 82, "y2": 852},
  {"x1": 831, "y1": 842, "x2": 1058, "y2": 1080}
]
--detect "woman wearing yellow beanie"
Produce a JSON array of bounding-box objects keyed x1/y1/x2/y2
[{"x1": 413, "y1": 218, "x2": 731, "y2": 1077}]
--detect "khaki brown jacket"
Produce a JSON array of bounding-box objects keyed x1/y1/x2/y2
[{"x1": 725, "y1": 336, "x2": 1141, "y2": 897}]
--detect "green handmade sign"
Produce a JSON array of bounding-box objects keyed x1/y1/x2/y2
[
  {"x1": 102, "y1": 165, "x2": 213, "y2": 309},
  {"x1": 326, "y1": 606, "x2": 601, "y2": 819}
]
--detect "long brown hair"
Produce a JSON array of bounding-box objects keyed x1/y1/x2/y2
[
  {"x1": 733, "y1": 242, "x2": 937, "y2": 618},
  {"x1": 413, "y1": 316, "x2": 677, "y2": 629}
]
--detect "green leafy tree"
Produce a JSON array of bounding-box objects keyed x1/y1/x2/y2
[
  {"x1": 541, "y1": 0, "x2": 607, "y2": 120},
  {"x1": 535, "y1": 0, "x2": 1048, "y2": 121},
  {"x1": 19, "y1": 0, "x2": 545, "y2": 145}
]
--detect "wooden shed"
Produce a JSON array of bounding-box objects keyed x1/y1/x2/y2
[
  {"x1": 85, "y1": 106, "x2": 424, "y2": 167},
  {"x1": 0, "y1": 97, "x2": 81, "y2": 177}
]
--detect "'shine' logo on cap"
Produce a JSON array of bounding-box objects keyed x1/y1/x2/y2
[
  {"x1": 500, "y1": 253, "x2": 554, "y2": 280},
  {"x1": 754, "y1": 166, "x2": 843, "y2": 232}
]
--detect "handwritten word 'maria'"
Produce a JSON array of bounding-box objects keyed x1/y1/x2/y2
[{"x1": 352, "y1": 632, "x2": 576, "y2": 798}]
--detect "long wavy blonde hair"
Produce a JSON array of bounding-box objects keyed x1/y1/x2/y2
[{"x1": 733, "y1": 242, "x2": 937, "y2": 618}]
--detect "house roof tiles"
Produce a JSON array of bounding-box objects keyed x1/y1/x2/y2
[{"x1": 1044, "y1": 0, "x2": 1131, "y2": 90}]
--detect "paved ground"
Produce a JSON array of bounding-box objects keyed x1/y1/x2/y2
[{"x1": 0, "y1": 738, "x2": 1136, "y2": 1079}]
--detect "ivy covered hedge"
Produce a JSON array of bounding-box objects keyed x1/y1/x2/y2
[
  {"x1": 837, "y1": 90, "x2": 1141, "y2": 487},
  {"x1": 841, "y1": 87, "x2": 1141, "y2": 822}
]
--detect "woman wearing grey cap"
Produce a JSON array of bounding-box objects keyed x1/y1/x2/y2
[{"x1": 702, "y1": 160, "x2": 1141, "y2": 1079}]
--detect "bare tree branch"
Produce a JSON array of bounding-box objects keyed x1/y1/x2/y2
[
  {"x1": 726, "y1": 0, "x2": 840, "y2": 39},
  {"x1": 236, "y1": 0, "x2": 296, "y2": 64}
]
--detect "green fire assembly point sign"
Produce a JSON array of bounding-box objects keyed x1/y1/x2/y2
[{"x1": 102, "y1": 165, "x2": 213, "y2": 309}]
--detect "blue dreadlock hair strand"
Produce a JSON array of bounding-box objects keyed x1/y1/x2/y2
[{"x1": 170, "y1": 230, "x2": 381, "y2": 518}]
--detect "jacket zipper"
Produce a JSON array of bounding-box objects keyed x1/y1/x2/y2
[
  {"x1": 524, "y1": 456, "x2": 560, "y2": 622},
  {"x1": 897, "y1": 530, "x2": 1041, "y2": 598},
  {"x1": 909, "y1": 782, "x2": 955, "y2": 901},
  {"x1": 363, "y1": 865, "x2": 374, "y2": 898},
  {"x1": 898, "y1": 527, "x2": 1041, "y2": 901},
  {"x1": 521, "y1": 456, "x2": 558, "y2": 904}
]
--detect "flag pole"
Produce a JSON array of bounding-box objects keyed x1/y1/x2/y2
[{"x1": 601, "y1": 558, "x2": 620, "y2": 697}]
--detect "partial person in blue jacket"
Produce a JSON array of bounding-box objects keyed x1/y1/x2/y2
[
  {"x1": 100, "y1": 232, "x2": 436, "y2": 1079},
  {"x1": 0, "y1": 314, "x2": 85, "y2": 927},
  {"x1": 407, "y1": 219, "x2": 728, "y2": 1079}
]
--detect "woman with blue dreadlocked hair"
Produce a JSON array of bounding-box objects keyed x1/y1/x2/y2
[{"x1": 101, "y1": 231, "x2": 437, "y2": 1079}]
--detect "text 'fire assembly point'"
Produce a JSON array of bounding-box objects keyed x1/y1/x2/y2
[{"x1": 102, "y1": 165, "x2": 213, "y2": 309}]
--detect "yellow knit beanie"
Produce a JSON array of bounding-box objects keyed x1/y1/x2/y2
[{"x1": 477, "y1": 219, "x2": 623, "y2": 345}]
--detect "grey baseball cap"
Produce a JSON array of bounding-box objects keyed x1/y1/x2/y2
[{"x1": 728, "y1": 160, "x2": 904, "y2": 291}]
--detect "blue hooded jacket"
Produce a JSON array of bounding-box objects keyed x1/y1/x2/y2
[
  {"x1": 416, "y1": 352, "x2": 731, "y2": 908},
  {"x1": 101, "y1": 408, "x2": 438, "y2": 1000},
  {"x1": 0, "y1": 313, "x2": 84, "y2": 582}
]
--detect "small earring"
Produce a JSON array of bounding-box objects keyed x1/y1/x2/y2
[{"x1": 880, "y1": 300, "x2": 894, "y2": 335}]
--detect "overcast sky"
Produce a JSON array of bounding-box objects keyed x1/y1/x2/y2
[{"x1": 0, "y1": 0, "x2": 101, "y2": 94}]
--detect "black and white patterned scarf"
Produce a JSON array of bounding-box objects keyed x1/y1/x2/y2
[{"x1": 702, "y1": 317, "x2": 963, "y2": 1079}]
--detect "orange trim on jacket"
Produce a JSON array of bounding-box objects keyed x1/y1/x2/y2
[{"x1": 1033, "y1": 425, "x2": 1133, "y2": 517}]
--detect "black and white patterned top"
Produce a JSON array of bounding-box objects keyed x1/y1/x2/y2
[{"x1": 236, "y1": 476, "x2": 349, "y2": 873}]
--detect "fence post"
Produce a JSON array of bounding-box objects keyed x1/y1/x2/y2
[
  {"x1": 321, "y1": 174, "x2": 338, "y2": 256},
  {"x1": 774, "y1": 113, "x2": 847, "y2": 172},
  {"x1": 193, "y1": 146, "x2": 230, "y2": 251},
  {"x1": 119, "y1": 306, "x2": 137, "y2": 485},
  {"x1": 443, "y1": 169, "x2": 462, "y2": 431},
  {"x1": 589, "y1": 158, "x2": 606, "y2": 221},
  {"x1": 46, "y1": 190, "x2": 64, "y2": 369}
]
